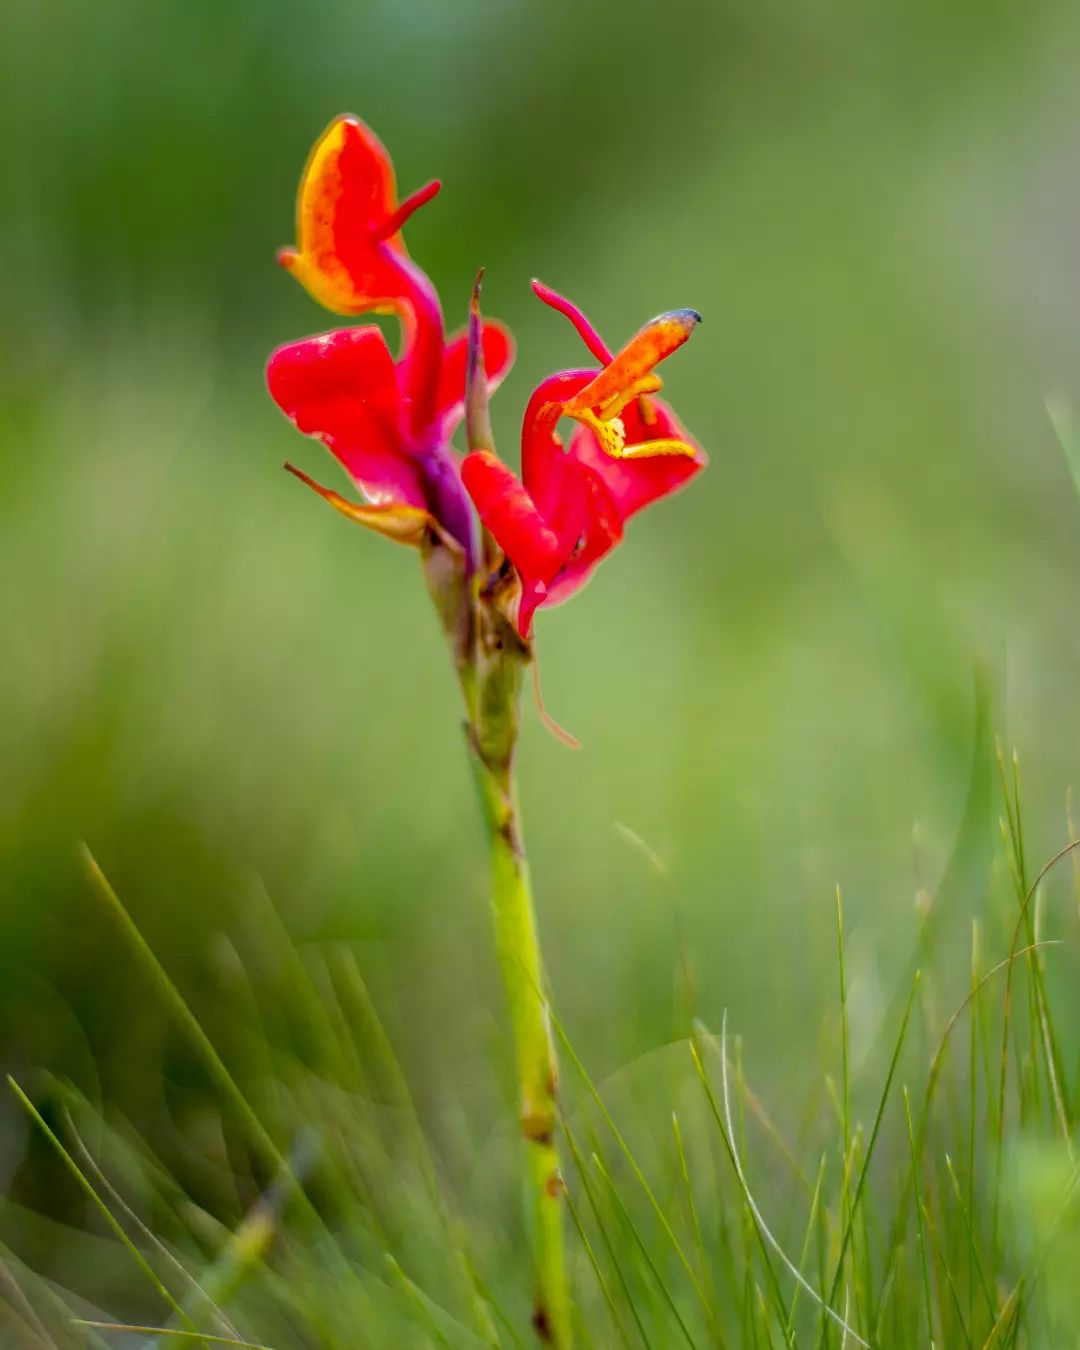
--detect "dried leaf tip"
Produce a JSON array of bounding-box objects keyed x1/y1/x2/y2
[{"x1": 465, "y1": 268, "x2": 494, "y2": 454}]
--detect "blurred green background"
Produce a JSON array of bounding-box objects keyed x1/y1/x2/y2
[{"x1": 3, "y1": 0, "x2": 1080, "y2": 1333}]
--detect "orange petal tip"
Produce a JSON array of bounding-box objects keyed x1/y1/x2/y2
[{"x1": 284, "y1": 462, "x2": 431, "y2": 546}]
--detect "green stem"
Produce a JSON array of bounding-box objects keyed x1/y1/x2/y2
[{"x1": 468, "y1": 652, "x2": 570, "y2": 1348}]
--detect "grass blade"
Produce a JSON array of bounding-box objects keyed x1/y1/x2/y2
[
  {"x1": 591, "y1": 1154, "x2": 700, "y2": 1350},
  {"x1": 7, "y1": 1077, "x2": 206, "y2": 1345},
  {"x1": 821, "y1": 971, "x2": 919, "y2": 1341},
  {"x1": 549, "y1": 1008, "x2": 713, "y2": 1323}
]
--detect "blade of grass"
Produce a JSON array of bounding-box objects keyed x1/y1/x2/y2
[
  {"x1": 919, "y1": 1183, "x2": 971, "y2": 1350},
  {"x1": 1046, "y1": 391, "x2": 1080, "y2": 503},
  {"x1": 7, "y1": 1077, "x2": 206, "y2": 1345},
  {"x1": 903, "y1": 1088, "x2": 935, "y2": 1347},
  {"x1": 690, "y1": 1036, "x2": 797, "y2": 1346},
  {"x1": 967, "y1": 921, "x2": 979, "y2": 1334},
  {"x1": 784, "y1": 1153, "x2": 827, "y2": 1340},
  {"x1": 564, "y1": 1181, "x2": 634, "y2": 1350},
  {"x1": 330, "y1": 946, "x2": 499, "y2": 1345},
  {"x1": 672, "y1": 1112, "x2": 724, "y2": 1347},
  {"x1": 1009, "y1": 751, "x2": 1073, "y2": 1150},
  {"x1": 875, "y1": 933, "x2": 1066, "y2": 1313},
  {"x1": 548, "y1": 1007, "x2": 713, "y2": 1323},
  {"x1": 80, "y1": 847, "x2": 287, "y2": 1182},
  {"x1": 981, "y1": 1283, "x2": 1022, "y2": 1350},
  {"x1": 591, "y1": 1153, "x2": 700, "y2": 1350},
  {"x1": 836, "y1": 888, "x2": 852, "y2": 1255},
  {"x1": 78, "y1": 845, "x2": 364, "y2": 1297},
  {"x1": 61, "y1": 1106, "x2": 243, "y2": 1342},
  {"x1": 695, "y1": 1021, "x2": 856, "y2": 1348},
  {"x1": 561, "y1": 1111, "x2": 652, "y2": 1350},
  {"x1": 944, "y1": 1154, "x2": 995, "y2": 1325},
  {"x1": 0, "y1": 1236, "x2": 112, "y2": 1350},
  {"x1": 0, "y1": 1256, "x2": 60, "y2": 1350},
  {"x1": 385, "y1": 1256, "x2": 456, "y2": 1350},
  {"x1": 993, "y1": 839, "x2": 1080, "y2": 1249},
  {"x1": 71, "y1": 1326, "x2": 272, "y2": 1349},
  {"x1": 820, "y1": 971, "x2": 920, "y2": 1345}
]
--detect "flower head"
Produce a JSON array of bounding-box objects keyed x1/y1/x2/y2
[
  {"x1": 268, "y1": 118, "x2": 706, "y2": 653},
  {"x1": 462, "y1": 283, "x2": 706, "y2": 636},
  {"x1": 268, "y1": 116, "x2": 513, "y2": 566}
]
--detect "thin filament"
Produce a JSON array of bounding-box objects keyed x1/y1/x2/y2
[{"x1": 531, "y1": 279, "x2": 614, "y2": 365}]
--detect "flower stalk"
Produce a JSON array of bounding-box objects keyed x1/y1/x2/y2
[
  {"x1": 468, "y1": 662, "x2": 570, "y2": 1346},
  {"x1": 463, "y1": 278, "x2": 570, "y2": 1346},
  {"x1": 268, "y1": 115, "x2": 706, "y2": 1347}
]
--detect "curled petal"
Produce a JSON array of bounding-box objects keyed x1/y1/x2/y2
[
  {"x1": 520, "y1": 369, "x2": 595, "y2": 489},
  {"x1": 285, "y1": 463, "x2": 432, "y2": 546},
  {"x1": 277, "y1": 115, "x2": 433, "y2": 316}
]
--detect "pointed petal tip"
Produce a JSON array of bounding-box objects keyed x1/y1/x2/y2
[
  {"x1": 283, "y1": 460, "x2": 314, "y2": 487},
  {"x1": 284, "y1": 460, "x2": 431, "y2": 546},
  {"x1": 374, "y1": 177, "x2": 443, "y2": 239},
  {"x1": 660, "y1": 308, "x2": 702, "y2": 331}
]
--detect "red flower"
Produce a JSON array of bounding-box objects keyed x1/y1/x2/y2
[
  {"x1": 269, "y1": 116, "x2": 513, "y2": 563},
  {"x1": 268, "y1": 118, "x2": 706, "y2": 641},
  {"x1": 461, "y1": 283, "x2": 706, "y2": 636}
]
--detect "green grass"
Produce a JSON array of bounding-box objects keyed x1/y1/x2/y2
[{"x1": 5, "y1": 761, "x2": 1080, "y2": 1347}]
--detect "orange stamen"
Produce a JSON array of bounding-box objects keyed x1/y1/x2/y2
[{"x1": 564, "y1": 309, "x2": 700, "y2": 420}]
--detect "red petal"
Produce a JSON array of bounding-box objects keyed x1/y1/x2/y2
[
  {"x1": 544, "y1": 466, "x2": 623, "y2": 607},
  {"x1": 461, "y1": 451, "x2": 562, "y2": 581},
  {"x1": 268, "y1": 327, "x2": 398, "y2": 438},
  {"x1": 317, "y1": 116, "x2": 401, "y2": 249},
  {"x1": 463, "y1": 444, "x2": 620, "y2": 635},
  {"x1": 520, "y1": 369, "x2": 595, "y2": 489},
  {"x1": 514, "y1": 456, "x2": 621, "y2": 629},
  {"x1": 567, "y1": 396, "x2": 706, "y2": 521},
  {"x1": 267, "y1": 328, "x2": 425, "y2": 509},
  {"x1": 437, "y1": 320, "x2": 515, "y2": 437},
  {"x1": 279, "y1": 115, "x2": 425, "y2": 316}
]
